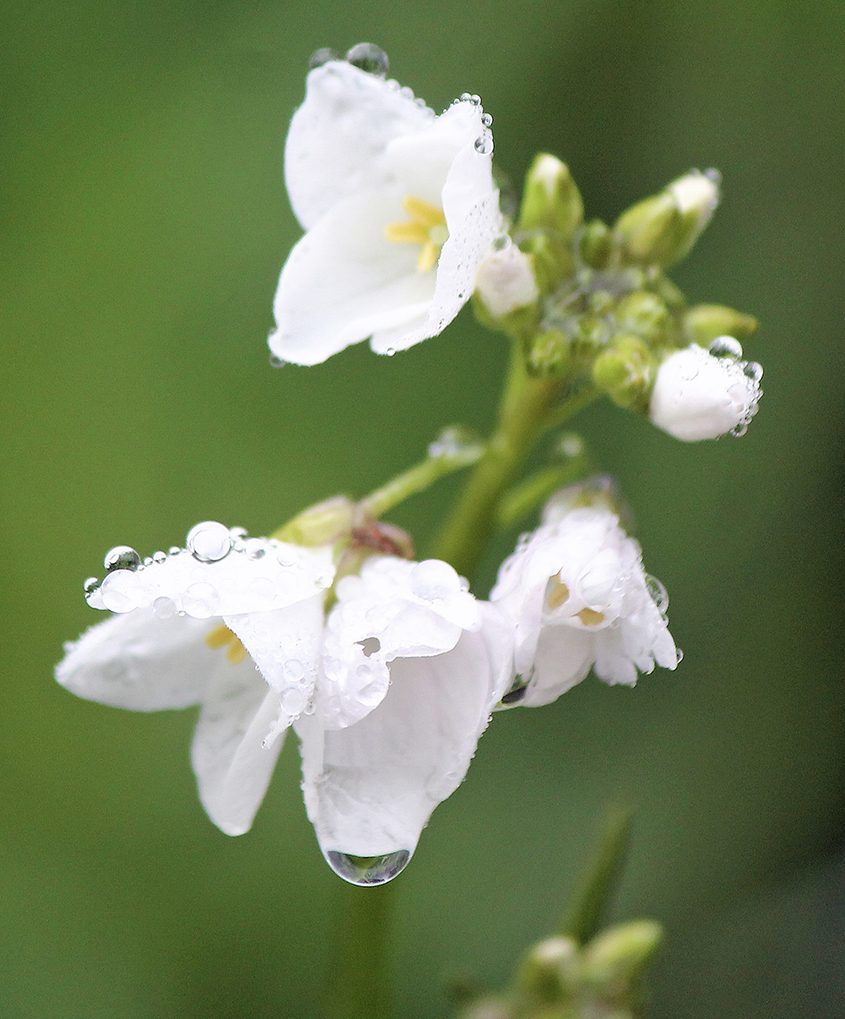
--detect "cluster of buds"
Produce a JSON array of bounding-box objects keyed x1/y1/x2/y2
[
  {"x1": 474, "y1": 155, "x2": 763, "y2": 442},
  {"x1": 456, "y1": 921, "x2": 663, "y2": 1019}
]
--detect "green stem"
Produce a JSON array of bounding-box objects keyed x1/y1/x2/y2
[
  {"x1": 359, "y1": 431, "x2": 485, "y2": 520},
  {"x1": 431, "y1": 347, "x2": 592, "y2": 577},
  {"x1": 331, "y1": 883, "x2": 393, "y2": 1019}
]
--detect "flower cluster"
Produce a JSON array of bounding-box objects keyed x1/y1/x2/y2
[
  {"x1": 57, "y1": 486, "x2": 675, "y2": 884},
  {"x1": 55, "y1": 44, "x2": 763, "y2": 886}
]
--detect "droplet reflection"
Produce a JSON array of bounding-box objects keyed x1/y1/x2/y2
[{"x1": 326, "y1": 849, "x2": 410, "y2": 886}]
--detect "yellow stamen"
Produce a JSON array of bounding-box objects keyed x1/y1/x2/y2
[
  {"x1": 546, "y1": 580, "x2": 571, "y2": 610},
  {"x1": 384, "y1": 194, "x2": 447, "y2": 273},
  {"x1": 577, "y1": 608, "x2": 605, "y2": 626},
  {"x1": 205, "y1": 623, "x2": 248, "y2": 664}
]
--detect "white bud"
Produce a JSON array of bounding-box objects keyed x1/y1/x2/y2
[
  {"x1": 649, "y1": 341, "x2": 762, "y2": 442},
  {"x1": 475, "y1": 243, "x2": 539, "y2": 318},
  {"x1": 667, "y1": 168, "x2": 720, "y2": 229}
]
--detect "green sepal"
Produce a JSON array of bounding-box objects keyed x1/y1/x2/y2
[{"x1": 592, "y1": 335, "x2": 656, "y2": 412}]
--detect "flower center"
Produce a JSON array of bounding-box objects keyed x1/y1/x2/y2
[
  {"x1": 384, "y1": 195, "x2": 448, "y2": 273},
  {"x1": 546, "y1": 579, "x2": 606, "y2": 626},
  {"x1": 205, "y1": 623, "x2": 248, "y2": 664}
]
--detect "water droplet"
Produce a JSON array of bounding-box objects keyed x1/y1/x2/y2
[
  {"x1": 644, "y1": 574, "x2": 669, "y2": 614},
  {"x1": 492, "y1": 233, "x2": 511, "y2": 251},
  {"x1": 399, "y1": 85, "x2": 414, "y2": 99},
  {"x1": 100, "y1": 571, "x2": 137, "y2": 613},
  {"x1": 104, "y1": 546, "x2": 141, "y2": 572},
  {"x1": 345, "y1": 42, "x2": 388, "y2": 77},
  {"x1": 168, "y1": 546, "x2": 182, "y2": 557},
  {"x1": 152, "y1": 550, "x2": 167, "y2": 564},
  {"x1": 743, "y1": 361, "x2": 763, "y2": 382},
  {"x1": 474, "y1": 132, "x2": 493, "y2": 155},
  {"x1": 244, "y1": 538, "x2": 267, "y2": 560},
  {"x1": 459, "y1": 92, "x2": 471, "y2": 102},
  {"x1": 143, "y1": 556, "x2": 153, "y2": 567},
  {"x1": 283, "y1": 659, "x2": 305, "y2": 683},
  {"x1": 675, "y1": 647, "x2": 685, "y2": 665},
  {"x1": 269, "y1": 354, "x2": 287, "y2": 369},
  {"x1": 729, "y1": 421, "x2": 749, "y2": 438},
  {"x1": 427, "y1": 425, "x2": 479, "y2": 460},
  {"x1": 186, "y1": 521, "x2": 232, "y2": 563},
  {"x1": 182, "y1": 582, "x2": 220, "y2": 618},
  {"x1": 708, "y1": 335, "x2": 743, "y2": 360},
  {"x1": 481, "y1": 112, "x2": 493, "y2": 127},
  {"x1": 83, "y1": 576, "x2": 100, "y2": 596},
  {"x1": 385, "y1": 346, "x2": 396, "y2": 357},
  {"x1": 325, "y1": 849, "x2": 410, "y2": 886},
  {"x1": 153, "y1": 596, "x2": 176, "y2": 619},
  {"x1": 469, "y1": 93, "x2": 481, "y2": 105},
  {"x1": 280, "y1": 686, "x2": 307, "y2": 716},
  {"x1": 410, "y1": 559, "x2": 458, "y2": 601},
  {"x1": 229, "y1": 526, "x2": 248, "y2": 539},
  {"x1": 308, "y1": 47, "x2": 337, "y2": 70}
]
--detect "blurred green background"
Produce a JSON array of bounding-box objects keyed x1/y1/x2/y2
[{"x1": 2, "y1": 1, "x2": 843, "y2": 1016}]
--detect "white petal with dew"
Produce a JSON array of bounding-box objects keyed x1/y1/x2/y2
[
  {"x1": 191, "y1": 661, "x2": 285, "y2": 836},
  {"x1": 56, "y1": 609, "x2": 213, "y2": 711}
]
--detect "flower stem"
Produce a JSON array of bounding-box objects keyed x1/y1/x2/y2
[
  {"x1": 430, "y1": 347, "x2": 590, "y2": 577},
  {"x1": 330, "y1": 883, "x2": 394, "y2": 1019}
]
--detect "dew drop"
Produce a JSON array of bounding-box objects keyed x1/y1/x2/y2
[
  {"x1": 153, "y1": 596, "x2": 176, "y2": 620},
  {"x1": 399, "y1": 85, "x2": 414, "y2": 100},
  {"x1": 269, "y1": 354, "x2": 287, "y2": 369},
  {"x1": 182, "y1": 582, "x2": 220, "y2": 618},
  {"x1": 345, "y1": 42, "x2": 389, "y2": 77},
  {"x1": 481, "y1": 112, "x2": 493, "y2": 127},
  {"x1": 385, "y1": 346, "x2": 396, "y2": 356},
  {"x1": 152, "y1": 550, "x2": 167, "y2": 564},
  {"x1": 186, "y1": 521, "x2": 232, "y2": 563},
  {"x1": 308, "y1": 47, "x2": 337, "y2": 71},
  {"x1": 83, "y1": 576, "x2": 100, "y2": 596},
  {"x1": 708, "y1": 335, "x2": 743, "y2": 360},
  {"x1": 100, "y1": 571, "x2": 137, "y2": 613},
  {"x1": 644, "y1": 574, "x2": 669, "y2": 614},
  {"x1": 459, "y1": 92, "x2": 471, "y2": 102},
  {"x1": 168, "y1": 546, "x2": 182, "y2": 557},
  {"x1": 280, "y1": 686, "x2": 307, "y2": 716},
  {"x1": 104, "y1": 546, "x2": 141, "y2": 572},
  {"x1": 410, "y1": 559, "x2": 458, "y2": 601},
  {"x1": 675, "y1": 647, "x2": 685, "y2": 665},
  {"x1": 143, "y1": 556, "x2": 153, "y2": 567},
  {"x1": 474, "y1": 132, "x2": 493, "y2": 155},
  {"x1": 325, "y1": 849, "x2": 410, "y2": 886},
  {"x1": 283, "y1": 659, "x2": 305, "y2": 683},
  {"x1": 743, "y1": 361, "x2": 763, "y2": 383}
]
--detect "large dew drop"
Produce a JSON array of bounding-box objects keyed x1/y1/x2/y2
[
  {"x1": 345, "y1": 42, "x2": 389, "y2": 77},
  {"x1": 186, "y1": 521, "x2": 231, "y2": 563},
  {"x1": 326, "y1": 850, "x2": 410, "y2": 886},
  {"x1": 104, "y1": 546, "x2": 141, "y2": 572}
]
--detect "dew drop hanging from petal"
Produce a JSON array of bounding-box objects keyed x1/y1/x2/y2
[{"x1": 325, "y1": 850, "x2": 411, "y2": 886}]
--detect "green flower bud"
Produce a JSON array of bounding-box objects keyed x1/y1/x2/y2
[
  {"x1": 528, "y1": 328, "x2": 572, "y2": 376},
  {"x1": 580, "y1": 920, "x2": 663, "y2": 989},
  {"x1": 273, "y1": 495, "x2": 356, "y2": 546},
  {"x1": 573, "y1": 313, "x2": 612, "y2": 359},
  {"x1": 519, "y1": 154, "x2": 584, "y2": 241},
  {"x1": 522, "y1": 233, "x2": 575, "y2": 292},
  {"x1": 682, "y1": 303, "x2": 759, "y2": 345},
  {"x1": 591, "y1": 334, "x2": 656, "y2": 411},
  {"x1": 516, "y1": 936, "x2": 580, "y2": 1004},
  {"x1": 614, "y1": 291, "x2": 670, "y2": 346},
  {"x1": 579, "y1": 219, "x2": 612, "y2": 269}
]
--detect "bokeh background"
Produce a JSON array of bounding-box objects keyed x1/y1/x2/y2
[{"x1": 2, "y1": 1, "x2": 843, "y2": 1016}]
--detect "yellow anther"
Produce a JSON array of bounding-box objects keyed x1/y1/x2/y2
[
  {"x1": 577, "y1": 608, "x2": 605, "y2": 626},
  {"x1": 546, "y1": 579, "x2": 571, "y2": 610},
  {"x1": 205, "y1": 623, "x2": 248, "y2": 664},
  {"x1": 385, "y1": 194, "x2": 447, "y2": 272}
]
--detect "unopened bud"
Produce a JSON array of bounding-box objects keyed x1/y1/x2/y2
[
  {"x1": 615, "y1": 169, "x2": 720, "y2": 267},
  {"x1": 579, "y1": 219, "x2": 612, "y2": 268},
  {"x1": 475, "y1": 242, "x2": 540, "y2": 320},
  {"x1": 592, "y1": 334, "x2": 655, "y2": 412},
  {"x1": 516, "y1": 936, "x2": 579, "y2": 1003},
  {"x1": 519, "y1": 154, "x2": 584, "y2": 240},
  {"x1": 522, "y1": 233, "x2": 574, "y2": 291},
  {"x1": 649, "y1": 341, "x2": 763, "y2": 441},
  {"x1": 527, "y1": 328, "x2": 572, "y2": 376},
  {"x1": 274, "y1": 496, "x2": 356, "y2": 546},
  {"x1": 542, "y1": 475, "x2": 623, "y2": 523},
  {"x1": 581, "y1": 920, "x2": 663, "y2": 988},
  {"x1": 614, "y1": 291, "x2": 670, "y2": 345},
  {"x1": 682, "y1": 303, "x2": 759, "y2": 345}
]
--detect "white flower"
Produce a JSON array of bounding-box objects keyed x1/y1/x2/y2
[
  {"x1": 56, "y1": 522, "x2": 333, "y2": 836},
  {"x1": 475, "y1": 240, "x2": 539, "y2": 318},
  {"x1": 650, "y1": 340, "x2": 763, "y2": 441},
  {"x1": 667, "y1": 168, "x2": 720, "y2": 230},
  {"x1": 490, "y1": 503, "x2": 677, "y2": 707},
  {"x1": 270, "y1": 59, "x2": 501, "y2": 365},
  {"x1": 297, "y1": 555, "x2": 513, "y2": 883}
]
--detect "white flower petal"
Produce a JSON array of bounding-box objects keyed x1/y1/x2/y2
[
  {"x1": 191, "y1": 661, "x2": 284, "y2": 836},
  {"x1": 285, "y1": 61, "x2": 431, "y2": 230},
  {"x1": 224, "y1": 592, "x2": 324, "y2": 709},
  {"x1": 298, "y1": 605, "x2": 512, "y2": 860},
  {"x1": 91, "y1": 538, "x2": 332, "y2": 619},
  {"x1": 271, "y1": 189, "x2": 436, "y2": 365},
  {"x1": 55, "y1": 608, "x2": 212, "y2": 711},
  {"x1": 526, "y1": 626, "x2": 593, "y2": 706}
]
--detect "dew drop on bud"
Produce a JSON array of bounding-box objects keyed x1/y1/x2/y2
[
  {"x1": 708, "y1": 335, "x2": 743, "y2": 360},
  {"x1": 345, "y1": 42, "x2": 389, "y2": 77},
  {"x1": 743, "y1": 361, "x2": 763, "y2": 383},
  {"x1": 83, "y1": 576, "x2": 100, "y2": 596},
  {"x1": 186, "y1": 521, "x2": 232, "y2": 563},
  {"x1": 104, "y1": 546, "x2": 141, "y2": 572},
  {"x1": 474, "y1": 132, "x2": 493, "y2": 155},
  {"x1": 325, "y1": 849, "x2": 410, "y2": 886},
  {"x1": 307, "y1": 47, "x2": 337, "y2": 70}
]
